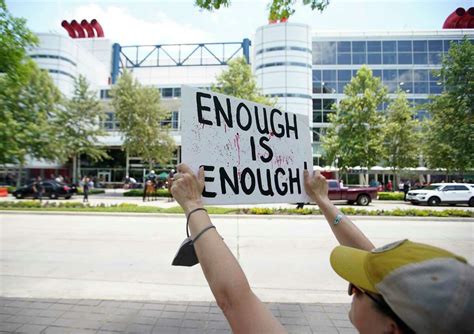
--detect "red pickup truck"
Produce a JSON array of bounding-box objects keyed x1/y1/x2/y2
[{"x1": 327, "y1": 180, "x2": 378, "y2": 206}]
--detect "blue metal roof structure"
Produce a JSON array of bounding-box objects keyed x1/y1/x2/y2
[{"x1": 111, "y1": 38, "x2": 251, "y2": 84}]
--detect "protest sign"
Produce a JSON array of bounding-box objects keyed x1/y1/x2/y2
[{"x1": 181, "y1": 86, "x2": 312, "y2": 205}]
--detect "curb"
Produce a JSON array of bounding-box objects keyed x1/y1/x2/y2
[{"x1": 1, "y1": 210, "x2": 473, "y2": 222}]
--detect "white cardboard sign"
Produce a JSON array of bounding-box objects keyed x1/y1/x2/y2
[{"x1": 181, "y1": 86, "x2": 312, "y2": 205}]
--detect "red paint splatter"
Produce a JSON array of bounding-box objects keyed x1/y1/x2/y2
[
  {"x1": 272, "y1": 155, "x2": 294, "y2": 167},
  {"x1": 234, "y1": 133, "x2": 241, "y2": 165}
]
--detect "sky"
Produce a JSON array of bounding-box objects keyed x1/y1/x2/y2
[{"x1": 5, "y1": 0, "x2": 473, "y2": 46}]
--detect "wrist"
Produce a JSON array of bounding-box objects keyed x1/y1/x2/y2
[
  {"x1": 184, "y1": 200, "x2": 204, "y2": 215},
  {"x1": 314, "y1": 195, "x2": 330, "y2": 206}
]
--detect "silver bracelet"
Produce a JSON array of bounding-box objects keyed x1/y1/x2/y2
[{"x1": 333, "y1": 213, "x2": 343, "y2": 226}]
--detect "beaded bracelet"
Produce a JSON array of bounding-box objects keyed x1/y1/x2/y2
[{"x1": 333, "y1": 213, "x2": 344, "y2": 226}]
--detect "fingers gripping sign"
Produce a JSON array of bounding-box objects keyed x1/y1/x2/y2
[
  {"x1": 304, "y1": 169, "x2": 329, "y2": 202},
  {"x1": 171, "y1": 164, "x2": 205, "y2": 214}
]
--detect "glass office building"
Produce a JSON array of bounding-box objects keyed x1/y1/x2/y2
[{"x1": 310, "y1": 31, "x2": 474, "y2": 160}]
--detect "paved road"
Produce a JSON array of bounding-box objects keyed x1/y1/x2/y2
[
  {"x1": 2, "y1": 213, "x2": 472, "y2": 302},
  {"x1": 1, "y1": 213, "x2": 472, "y2": 333}
]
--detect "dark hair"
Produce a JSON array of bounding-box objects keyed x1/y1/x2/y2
[{"x1": 370, "y1": 297, "x2": 415, "y2": 334}]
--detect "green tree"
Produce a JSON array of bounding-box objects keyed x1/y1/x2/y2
[
  {"x1": 0, "y1": 0, "x2": 43, "y2": 171},
  {"x1": 111, "y1": 71, "x2": 175, "y2": 170},
  {"x1": 0, "y1": 60, "x2": 63, "y2": 184},
  {"x1": 322, "y1": 66, "x2": 388, "y2": 184},
  {"x1": 212, "y1": 57, "x2": 274, "y2": 106},
  {"x1": 384, "y1": 90, "x2": 421, "y2": 184},
  {"x1": 0, "y1": 0, "x2": 38, "y2": 74},
  {"x1": 195, "y1": 0, "x2": 329, "y2": 20},
  {"x1": 54, "y1": 75, "x2": 109, "y2": 183},
  {"x1": 423, "y1": 38, "x2": 474, "y2": 176}
]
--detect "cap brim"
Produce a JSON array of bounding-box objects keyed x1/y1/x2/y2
[{"x1": 330, "y1": 245, "x2": 377, "y2": 293}]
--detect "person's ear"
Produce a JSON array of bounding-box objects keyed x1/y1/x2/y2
[{"x1": 383, "y1": 319, "x2": 401, "y2": 334}]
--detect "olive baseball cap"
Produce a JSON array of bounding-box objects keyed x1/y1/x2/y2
[{"x1": 330, "y1": 239, "x2": 474, "y2": 333}]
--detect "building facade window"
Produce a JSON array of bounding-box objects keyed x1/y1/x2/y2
[
  {"x1": 309, "y1": 35, "x2": 473, "y2": 157},
  {"x1": 100, "y1": 89, "x2": 112, "y2": 99},
  {"x1": 312, "y1": 127, "x2": 327, "y2": 142},
  {"x1": 30, "y1": 54, "x2": 77, "y2": 66},
  {"x1": 47, "y1": 69, "x2": 75, "y2": 80},
  {"x1": 310, "y1": 38, "x2": 467, "y2": 96},
  {"x1": 103, "y1": 112, "x2": 120, "y2": 131},
  {"x1": 160, "y1": 111, "x2": 180, "y2": 129}
]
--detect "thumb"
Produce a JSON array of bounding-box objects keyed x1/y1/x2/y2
[
  {"x1": 198, "y1": 166, "x2": 205, "y2": 185},
  {"x1": 304, "y1": 169, "x2": 309, "y2": 182}
]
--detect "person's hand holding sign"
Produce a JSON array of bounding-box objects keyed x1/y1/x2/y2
[
  {"x1": 303, "y1": 169, "x2": 329, "y2": 204},
  {"x1": 170, "y1": 163, "x2": 286, "y2": 334},
  {"x1": 305, "y1": 168, "x2": 374, "y2": 251},
  {"x1": 171, "y1": 164, "x2": 205, "y2": 215}
]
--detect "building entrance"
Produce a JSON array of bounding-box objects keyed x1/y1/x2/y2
[{"x1": 98, "y1": 171, "x2": 111, "y2": 183}]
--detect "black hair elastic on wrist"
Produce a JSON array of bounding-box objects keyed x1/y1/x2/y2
[{"x1": 172, "y1": 208, "x2": 213, "y2": 267}]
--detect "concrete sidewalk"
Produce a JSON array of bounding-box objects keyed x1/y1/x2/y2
[{"x1": 0, "y1": 297, "x2": 355, "y2": 334}]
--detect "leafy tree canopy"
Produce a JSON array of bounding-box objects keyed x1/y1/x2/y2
[
  {"x1": 195, "y1": 0, "x2": 329, "y2": 20},
  {"x1": 322, "y1": 66, "x2": 388, "y2": 170},
  {"x1": 55, "y1": 75, "x2": 109, "y2": 163},
  {"x1": 111, "y1": 71, "x2": 175, "y2": 169},
  {"x1": 423, "y1": 37, "x2": 474, "y2": 174},
  {"x1": 212, "y1": 57, "x2": 275, "y2": 106},
  {"x1": 0, "y1": 0, "x2": 38, "y2": 74},
  {"x1": 384, "y1": 90, "x2": 421, "y2": 172},
  {"x1": 0, "y1": 60, "x2": 63, "y2": 165}
]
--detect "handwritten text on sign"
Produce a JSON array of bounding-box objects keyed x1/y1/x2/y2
[{"x1": 181, "y1": 86, "x2": 312, "y2": 205}]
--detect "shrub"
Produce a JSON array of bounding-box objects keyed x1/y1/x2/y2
[
  {"x1": 76, "y1": 189, "x2": 105, "y2": 195},
  {"x1": 341, "y1": 207, "x2": 357, "y2": 215},
  {"x1": 0, "y1": 200, "x2": 41, "y2": 208},
  {"x1": 250, "y1": 208, "x2": 274, "y2": 215},
  {"x1": 58, "y1": 202, "x2": 85, "y2": 208},
  {"x1": 378, "y1": 192, "x2": 404, "y2": 200},
  {"x1": 0, "y1": 201, "x2": 472, "y2": 218},
  {"x1": 123, "y1": 189, "x2": 172, "y2": 197},
  {"x1": 286, "y1": 208, "x2": 314, "y2": 215},
  {"x1": 118, "y1": 203, "x2": 138, "y2": 208}
]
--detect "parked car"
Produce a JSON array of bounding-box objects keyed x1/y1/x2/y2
[
  {"x1": 406, "y1": 183, "x2": 474, "y2": 206},
  {"x1": 13, "y1": 180, "x2": 76, "y2": 200},
  {"x1": 326, "y1": 180, "x2": 378, "y2": 206}
]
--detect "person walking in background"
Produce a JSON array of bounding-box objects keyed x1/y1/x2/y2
[
  {"x1": 32, "y1": 176, "x2": 44, "y2": 202},
  {"x1": 82, "y1": 176, "x2": 90, "y2": 203},
  {"x1": 167, "y1": 169, "x2": 175, "y2": 202},
  {"x1": 403, "y1": 180, "x2": 411, "y2": 201},
  {"x1": 142, "y1": 180, "x2": 148, "y2": 202},
  {"x1": 123, "y1": 174, "x2": 131, "y2": 190},
  {"x1": 386, "y1": 179, "x2": 393, "y2": 192}
]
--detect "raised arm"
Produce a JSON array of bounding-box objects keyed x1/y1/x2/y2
[
  {"x1": 304, "y1": 169, "x2": 374, "y2": 251},
  {"x1": 171, "y1": 164, "x2": 286, "y2": 334}
]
